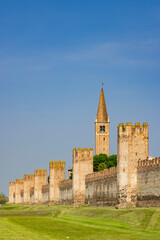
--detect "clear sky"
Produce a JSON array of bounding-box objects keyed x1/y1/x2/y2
[{"x1": 0, "y1": 0, "x2": 160, "y2": 196}]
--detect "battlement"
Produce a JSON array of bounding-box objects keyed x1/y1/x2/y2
[
  {"x1": 9, "y1": 181, "x2": 15, "y2": 185},
  {"x1": 138, "y1": 157, "x2": 160, "y2": 172},
  {"x1": 15, "y1": 179, "x2": 24, "y2": 184},
  {"x1": 34, "y1": 169, "x2": 47, "y2": 176},
  {"x1": 118, "y1": 122, "x2": 148, "y2": 135},
  {"x1": 24, "y1": 174, "x2": 35, "y2": 180},
  {"x1": 59, "y1": 179, "x2": 72, "y2": 187},
  {"x1": 86, "y1": 167, "x2": 117, "y2": 180},
  {"x1": 73, "y1": 148, "x2": 93, "y2": 158},
  {"x1": 49, "y1": 161, "x2": 65, "y2": 169}
]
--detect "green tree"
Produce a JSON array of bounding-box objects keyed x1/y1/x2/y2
[
  {"x1": 69, "y1": 169, "x2": 73, "y2": 179},
  {"x1": 108, "y1": 154, "x2": 117, "y2": 168},
  {"x1": 47, "y1": 175, "x2": 50, "y2": 184},
  {"x1": 93, "y1": 154, "x2": 117, "y2": 172},
  {"x1": 98, "y1": 162, "x2": 107, "y2": 171},
  {"x1": 93, "y1": 154, "x2": 108, "y2": 172},
  {"x1": 0, "y1": 192, "x2": 8, "y2": 204}
]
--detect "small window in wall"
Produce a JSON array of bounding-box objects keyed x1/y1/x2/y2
[
  {"x1": 104, "y1": 137, "x2": 105, "y2": 141},
  {"x1": 103, "y1": 148, "x2": 105, "y2": 151},
  {"x1": 103, "y1": 126, "x2": 105, "y2": 132}
]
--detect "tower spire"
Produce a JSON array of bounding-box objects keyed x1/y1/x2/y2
[{"x1": 96, "y1": 86, "x2": 108, "y2": 122}]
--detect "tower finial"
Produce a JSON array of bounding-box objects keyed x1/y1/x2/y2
[{"x1": 102, "y1": 82, "x2": 104, "y2": 89}]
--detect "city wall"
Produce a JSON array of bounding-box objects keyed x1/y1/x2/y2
[
  {"x1": 30, "y1": 187, "x2": 34, "y2": 204},
  {"x1": 9, "y1": 123, "x2": 160, "y2": 208},
  {"x1": 42, "y1": 184, "x2": 49, "y2": 204},
  {"x1": 85, "y1": 167, "x2": 117, "y2": 206},
  {"x1": 137, "y1": 158, "x2": 160, "y2": 207},
  {"x1": 59, "y1": 179, "x2": 73, "y2": 205}
]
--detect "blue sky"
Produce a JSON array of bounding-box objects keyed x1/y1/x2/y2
[{"x1": 0, "y1": 0, "x2": 160, "y2": 196}]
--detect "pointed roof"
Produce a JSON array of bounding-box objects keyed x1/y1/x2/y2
[{"x1": 96, "y1": 86, "x2": 108, "y2": 122}]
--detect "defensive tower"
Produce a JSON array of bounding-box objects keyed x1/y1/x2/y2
[
  {"x1": 73, "y1": 148, "x2": 93, "y2": 207},
  {"x1": 23, "y1": 174, "x2": 35, "y2": 204},
  {"x1": 9, "y1": 181, "x2": 15, "y2": 204},
  {"x1": 95, "y1": 85, "x2": 110, "y2": 156},
  {"x1": 117, "y1": 122, "x2": 149, "y2": 208},
  {"x1": 34, "y1": 169, "x2": 47, "y2": 204},
  {"x1": 49, "y1": 161, "x2": 65, "y2": 203},
  {"x1": 15, "y1": 179, "x2": 24, "y2": 204}
]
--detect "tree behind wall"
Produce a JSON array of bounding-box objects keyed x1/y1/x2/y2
[
  {"x1": 0, "y1": 192, "x2": 8, "y2": 204},
  {"x1": 93, "y1": 154, "x2": 117, "y2": 172}
]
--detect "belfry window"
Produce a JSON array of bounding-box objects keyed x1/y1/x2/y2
[{"x1": 100, "y1": 125, "x2": 105, "y2": 132}]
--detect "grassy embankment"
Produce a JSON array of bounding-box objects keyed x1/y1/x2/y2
[{"x1": 0, "y1": 204, "x2": 160, "y2": 240}]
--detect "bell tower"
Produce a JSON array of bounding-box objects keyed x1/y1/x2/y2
[{"x1": 95, "y1": 85, "x2": 110, "y2": 156}]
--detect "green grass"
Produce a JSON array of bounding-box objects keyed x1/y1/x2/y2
[{"x1": 0, "y1": 204, "x2": 160, "y2": 240}]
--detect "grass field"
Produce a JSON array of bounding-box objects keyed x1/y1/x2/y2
[{"x1": 0, "y1": 204, "x2": 160, "y2": 240}]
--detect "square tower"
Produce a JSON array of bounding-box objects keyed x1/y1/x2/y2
[
  {"x1": 49, "y1": 161, "x2": 65, "y2": 203},
  {"x1": 24, "y1": 174, "x2": 35, "y2": 205},
  {"x1": 9, "y1": 182, "x2": 15, "y2": 204},
  {"x1": 15, "y1": 179, "x2": 24, "y2": 204},
  {"x1": 117, "y1": 123, "x2": 149, "y2": 208},
  {"x1": 95, "y1": 86, "x2": 110, "y2": 156},
  {"x1": 73, "y1": 148, "x2": 93, "y2": 207},
  {"x1": 34, "y1": 169, "x2": 47, "y2": 204}
]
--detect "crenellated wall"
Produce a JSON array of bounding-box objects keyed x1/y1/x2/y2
[
  {"x1": 85, "y1": 167, "x2": 117, "y2": 206},
  {"x1": 8, "y1": 123, "x2": 160, "y2": 208},
  {"x1": 137, "y1": 158, "x2": 160, "y2": 207},
  {"x1": 59, "y1": 179, "x2": 72, "y2": 205}
]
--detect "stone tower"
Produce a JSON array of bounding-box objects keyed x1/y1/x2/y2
[
  {"x1": 49, "y1": 161, "x2": 65, "y2": 203},
  {"x1": 15, "y1": 179, "x2": 24, "y2": 204},
  {"x1": 95, "y1": 86, "x2": 110, "y2": 156},
  {"x1": 23, "y1": 174, "x2": 35, "y2": 205},
  {"x1": 34, "y1": 169, "x2": 47, "y2": 204},
  {"x1": 73, "y1": 148, "x2": 93, "y2": 207},
  {"x1": 9, "y1": 181, "x2": 15, "y2": 204},
  {"x1": 117, "y1": 123, "x2": 149, "y2": 208}
]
